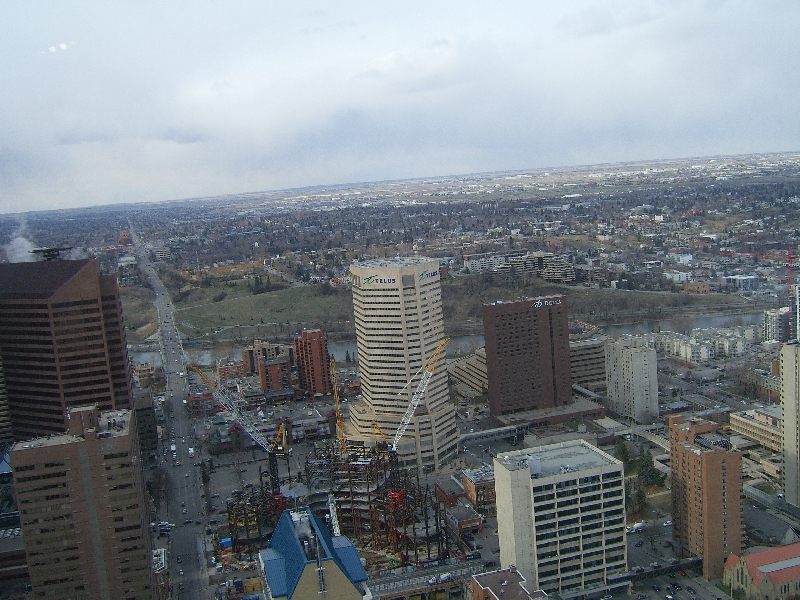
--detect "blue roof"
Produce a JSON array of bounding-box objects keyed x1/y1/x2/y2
[
  {"x1": 261, "y1": 507, "x2": 367, "y2": 599},
  {"x1": 0, "y1": 454, "x2": 11, "y2": 475}
]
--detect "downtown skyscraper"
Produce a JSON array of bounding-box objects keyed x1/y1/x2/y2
[
  {"x1": 346, "y1": 257, "x2": 457, "y2": 472},
  {"x1": 0, "y1": 259, "x2": 132, "y2": 440}
]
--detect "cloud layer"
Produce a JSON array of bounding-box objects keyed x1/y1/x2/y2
[{"x1": 1, "y1": 1, "x2": 799, "y2": 213}]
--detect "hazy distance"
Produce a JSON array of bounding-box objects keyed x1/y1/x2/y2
[{"x1": 1, "y1": 1, "x2": 799, "y2": 214}]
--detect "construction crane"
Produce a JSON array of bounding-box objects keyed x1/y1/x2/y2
[
  {"x1": 719, "y1": 246, "x2": 798, "y2": 335},
  {"x1": 189, "y1": 366, "x2": 273, "y2": 452},
  {"x1": 386, "y1": 338, "x2": 449, "y2": 490},
  {"x1": 268, "y1": 423, "x2": 292, "y2": 493},
  {"x1": 372, "y1": 420, "x2": 389, "y2": 453},
  {"x1": 190, "y1": 366, "x2": 288, "y2": 492},
  {"x1": 330, "y1": 357, "x2": 346, "y2": 453}
]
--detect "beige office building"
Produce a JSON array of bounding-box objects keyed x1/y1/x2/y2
[
  {"x1": 729, "y1": 406, "x2": 782, "y2": 453},
  {"x1": 782, "y1": 342, "x2": 800, "y2": 507},
  {"x1": 494, "y1": 440, "x2": 628, "y2": 597},
  {"x1": 10, "y1": 405, "x2": 152, "y2": 599},
  {"x1": 347, "y1": 258, "x2": 457, "y2": 472}
]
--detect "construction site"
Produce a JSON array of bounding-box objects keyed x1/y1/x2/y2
[{"x1": 208, "y1": 342, "x2": 457, "y2": 577}]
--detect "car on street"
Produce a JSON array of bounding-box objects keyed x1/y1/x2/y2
[
  {"x1": 635, "y1": 539, "x2": 643, "y2": 547},
  {"x1": 176, "y1": 556, "x2": 182, "y2": 563},
  {"x1": 652, "y1": 585, "x2": 660, "y2": 592},
  {"x1": 178, "y1": 583, "x2": 185, "y2": 590},
  {"x1": 664, "y1": 520, "x2": 673, "y2": 527},
  {"x1": 178, "y1": 569, "x2": 183, "y2": 576}
]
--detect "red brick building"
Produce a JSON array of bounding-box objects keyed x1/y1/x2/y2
[
  {"x1": 668, "y1": 414, "x2": 743, "y2": 580},
  {"x1": 294, "y1": 329, "x2": 331, "y2": 395}
]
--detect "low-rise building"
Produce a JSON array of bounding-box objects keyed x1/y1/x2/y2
[
  {"x1": 471, "y1": 566, "x2": 549, "y2": 600},
  {"x1": 729, "y1": 407, "x2": 782, "y2": 452},
  {"x1": 724, "y1": 541, "x2": 800, "y2": 600},
  {"x1": 258, "y1": 506, "x2": 368, "y2": 600},
  {"x1": 462, "y1": 465, "x2": 496, "y2": 513}
]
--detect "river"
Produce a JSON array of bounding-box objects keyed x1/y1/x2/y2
[{"x1": 130, "y1": 310, "x2": 766, "y2": 367}]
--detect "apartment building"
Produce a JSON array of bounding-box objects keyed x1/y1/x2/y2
[
  {"x1": 294, "y1": 329, "x2": 332, "y2": 395},
  {"x1": 10, "y1": 405, "x2": 152, "y2": 599},
  {"x1": 494, "y1": 440, "x2": 628, "y2": 597},
  {"x1": 347, "y1": 257, "x2": 457, "y2": 471},
  {"x1": 783, "y1": 342, "x2": 800, "y2": 507},
  {"x1": 668, "y1": 415, "x2": 743, "y2": 580},
  {"x1": 605, "y1": 337, "x2": 658, "y2": 424}
]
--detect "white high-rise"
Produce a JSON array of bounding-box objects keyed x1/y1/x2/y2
[
  {"x1": 494, "y1": 440, "x2": 628, "y2": 596},
  {"x1": 346, "y1": 257, "x2": 457, "y2": 472},
  {"x1": 605, "y1": 337, "x2": 658, "y2": 424}
]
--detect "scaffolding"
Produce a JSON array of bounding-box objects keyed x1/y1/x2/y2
[
  {"x1": 226, "y1": 483, "x2": 288, "y2": 558},
  {"x1": 304, "y1": 441, "x2": 449, "y2": 565}
]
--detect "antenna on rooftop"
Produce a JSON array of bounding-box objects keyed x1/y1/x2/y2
[{"x1": 30, "y1": 247, "x2": 73, "y2": 261}]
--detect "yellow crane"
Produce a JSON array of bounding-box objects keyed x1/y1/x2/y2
[
  {"x1": 372, "y1": 420, "x2": 389, "y2": 453},
  {"x1": 330, "y1": 357, "x2": 347, "y2": 453}
]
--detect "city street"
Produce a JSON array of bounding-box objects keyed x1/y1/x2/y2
[{"x1": 132, "y1": 227, "x2": 212, "y2": 600}]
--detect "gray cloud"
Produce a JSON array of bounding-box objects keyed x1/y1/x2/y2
[{"x1": 1, "y1": 1, "x2": 799, "y2": 214}]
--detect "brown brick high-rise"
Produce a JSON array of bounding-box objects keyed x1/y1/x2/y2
[
  {"x1": 482, "y1": 295, "x2": 572, "y2": 415},
  {"x1": 10, "y1": 405, "x2": 152, "y2": 599},
  {"x1": 294, "y1": 329, "x2": 331, "y2": 395},
  {"x1": 0, "y1": 259, "x2": 132, "y2": 440},
  {"x1": 668, "y1": 415, "x2": 743, "y2": 580}
]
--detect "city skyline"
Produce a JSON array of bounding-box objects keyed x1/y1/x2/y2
[{"x1": 2, "y1": 2, "x2": 800, "y2": 214}]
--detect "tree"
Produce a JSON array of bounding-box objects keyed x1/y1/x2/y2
[
  {"x1": 635, "y1": 487, "x2": 649, "y2": 515},
  {"x1": 637, "y1": 448, "x2": 667, "y2": 487},
  {"x1": 615, "y1": 437, "x2": 631, "y2": 466}
]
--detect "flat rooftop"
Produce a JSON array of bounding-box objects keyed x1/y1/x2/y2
[
  {"x1": 351, "y1": 256, "x2": 435, "y2": 268},
  {"x1": 495, "y1": 439, "x2": 620, "y2": 477}
]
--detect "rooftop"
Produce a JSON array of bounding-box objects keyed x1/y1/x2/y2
[
  {"x1": 0, "y1": 258, "x2": 94, "y2": 300},
  {"x1": 351, "y1": 256, "x2": 435, "y2": 269},
  {"x1": 495, "y1": 439, "x2": 620, "y2": 478}
]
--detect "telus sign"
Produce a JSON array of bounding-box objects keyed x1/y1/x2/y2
[
  {"x1": 418, "y1": 270, "x2": 439, "y2": 282},
  {"x1": 363, "y1": 275, "x2": 396, "y2": 285}
]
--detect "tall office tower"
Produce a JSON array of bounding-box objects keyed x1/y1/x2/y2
[
  {"x1": 10, "y1": 405, "x2": 152, "y2": 599},
  {"x1": 482, "y1": 295, "x2": 572, "y2": 416},
  {"x1": 782, "y1": 342, "x2": 800, "y2": 506},
  {"x1": 347, "y1": 258, "x2": 457, "y2": 472},
  {"x1": 763, "y1": 307, "x2": 792, "y2": 343},
  {"x1": 668, "y1": 415, "x2": 743, "y2": 580},
  {"x1": 494, "y1": 440, "x2": 628, "y2": 597},
  {"x1": 0, "y1": 356, "x2": 12, "y2": 447},
  {"x1": 604, "y1": 336, "x2": 659, "y2": 424},
  {"x1": 0, "y1": 259, "x2": 132, "y2": 440},
  {"x1": 294, "y1": 329, "x2": 332, "y2": 395}
]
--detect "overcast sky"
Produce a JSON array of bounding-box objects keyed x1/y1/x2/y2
[{"x1": 1, "y1": 1, "x2": 799, "y2": 214}]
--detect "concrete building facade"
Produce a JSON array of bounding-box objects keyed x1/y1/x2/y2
[
  {"x1": 763, "y1": 307, "x2": 792, "y2": 343},
  {"x1": 605, "y1": 337, "x2": 658, "y2": 424},
  {"x1": 729, "y1": 407, "x2": 782, "y2": 453},
  {"x1": 347, "y1": 257, "x2": 457, "y2": 472},
  {"x1": 482, "y1": 295, "x2": 572, "y2": 416},
  {"x1": 783, "y1": 342, "x2": 800, "y2": 507},
  {"x1": 0, "y1": 259, "x2": 132, "y2": 440},
  {"x1": 668, "y1": 415, "x2": 743, "y2": 580},
  {"x1": 10, "y1": 405, "x2": 152, "y2": 599},
  {"x1": 569, "y1": 323, "x2": 608, "y2": 393},
  {"x1": 494, "y1": 440, "x2": 628, "y2": 597},
  {"x1": 294, "y1": 329, "x2": 332, "y2": 395}
]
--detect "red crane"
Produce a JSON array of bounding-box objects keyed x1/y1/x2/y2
[{"x1": 719, "y1": 246, "x2": 798, "y2": 336}]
